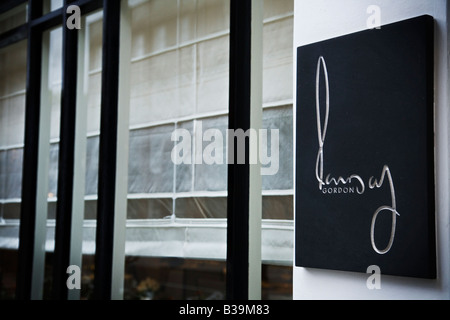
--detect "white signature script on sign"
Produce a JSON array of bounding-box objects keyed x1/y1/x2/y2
[{"x1": 314, "y1": 56, "x2": 400, "y2": 255}]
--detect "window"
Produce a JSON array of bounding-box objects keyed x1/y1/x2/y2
[
  {"x1": 120, "y1": 0, "x2": 294, "y2": 300},
  {"x1": 0, "y1": 0, "x2": 294, "y2": 300}
]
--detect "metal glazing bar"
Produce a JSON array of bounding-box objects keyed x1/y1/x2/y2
[
  {"x1": 93, "y1": 0, "x2": 121, "y2": 300},
  {"x1": 226, "y1": 0, "x2": 252, "y2": 301}
]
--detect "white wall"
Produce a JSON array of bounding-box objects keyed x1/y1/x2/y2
[{"x1": 293, "y1": 0, "x2": 450, "y2": 300}]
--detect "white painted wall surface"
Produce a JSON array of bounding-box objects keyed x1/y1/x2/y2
[{"x1": 293, "y1": 0, "x2": 450, "y2": 299}]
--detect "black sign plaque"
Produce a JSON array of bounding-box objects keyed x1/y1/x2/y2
[{"x1": 295, "y1": 15, "x2": 436, "y2": 279}]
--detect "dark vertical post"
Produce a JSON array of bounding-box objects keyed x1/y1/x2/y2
[
  {"x1": 226, "y1": 0, "x2": 252, "y2": 300},
  {"x1": 16, "y1": 0, "x2": 44, "y2": 301},
  {"x1": 93, "y1": 0, "x2": 121, "y2": 300},
  {"x1": 51, "y1": 0, "x2": 79, "y2": 300}
]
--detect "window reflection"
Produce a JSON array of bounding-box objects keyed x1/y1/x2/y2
[{"x1": 0, "y1": 38, "x2": 27, "y2": 300}]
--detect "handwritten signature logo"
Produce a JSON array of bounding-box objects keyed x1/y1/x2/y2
[{"x1": 314, "y1": 56, "x2": 400, "y2": 255}]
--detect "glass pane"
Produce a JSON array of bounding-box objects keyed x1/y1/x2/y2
[
  {"x1": 0, "y1": 4, "x2": 27, "y2": 34},
  {"x1": 128, "y1": 125, "x2": 175, "y2": 194},
  {"x1": 86, "y1": 13, "x2": 103, "y2": 134},
  {"x1": 0, "y1": 151, "x2": 5, "y2": 200},
  {"x1": 125, "y1": 0, "x2": 229, "y2": 300},
  {"x1": 0, "y1": 41, "x2": 27, "y2": 147},
  {"x1": 80, "y1": 254, "x2": 95, "y2": 300},
  {"x1": 85, "y1": 136, "x2": 99, "y2": 197},
  {"x1": 84, "y1": 200, "x2": 97, "y2": 220},
  {"x1": 127, "y1": 198, "x2": 173, "y2": 220},
  {"x1": 174, "y1": 121, "x2": 193, "y2": 193},
  {"x1": 263, "y1": 7, "x2": 294, "y2": 105},
  {"x1": 263, "y1": 0, "x2": 294, "y2": 20},
  {"x1": 81, "y1": 10, "x2": 103, "y2": 299},
  {"x1": 48, "y1": 143, "x2": 59, "y2": 199},
  {"x1": 124, "y1": 257, "x2": 226, "y2": 300},
  {"x1": 261, "y1": 264, "x2": 292, "y2": 300},
  {"x1": 262, "y1": 195, "x2": 293, "y2": 220},
  {"x1": 260, "y1": 0, "x2": 294, "y2": 299},
  {"x1": 196, "y1": 36, "x2": 229, "y2": 114},
  {"x1": 44, "y1": 0, "x2": 64, "y2": 14},
  {"x1": 4, "y1": 149, "x2": 23, "y2": 200},
  {"x1": 2, "y1": 203, "x2": 21, "y2": 220},
  {"x1": 130, "y1": 0, "x2": 177, "y2": 56},
  {"x1": 0, "y1": 249, "x2": 19, "y2": 299},
  {"x1": 0, "y1": 38, "x2": 27, "y2": 300},
  {"x1": 261, "y1": 106, "x2": 293, "y2": 191},
  {"x1": 175, "y1": 197, "x2": 227, "y2": 219},
  {"x1": 194, "y1": 116, "x2": 228, "y2": 192},
  {"x1": 130, "y1": 47, "x2": 196, "y2": 125},
  {"x1": 42, "y1": 25, "x2": 63, "y2": 299},
  {"x1": 196, "y1": 0, "x2": 230, "y2": 38}
]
